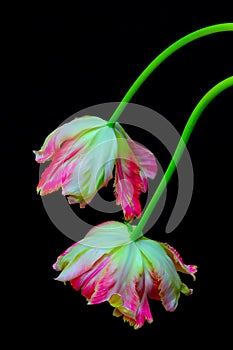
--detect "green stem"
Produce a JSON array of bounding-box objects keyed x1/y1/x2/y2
[
  {"x1": 130, "y1": 76, "x2": 233, "y2": 241},
  {"x1": 107, "y1": 23, "x2": 233, "y2": 126}
]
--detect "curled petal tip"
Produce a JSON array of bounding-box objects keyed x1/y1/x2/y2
[
  {"x1": 192, "y1": 267, "x2": 198, "y2": 281},
  {"x1": 188, "y1": 265, "x2": 198, "y2": 280},
  {"x1": 192, "y1": 265, "x2": 198, "y2": 273},
  {"x1": 181, "y1": 283, "x2": 193, "y2": 296},
  {"x1": 109, "y1": 294, "x2": 124, "y2": 308}
]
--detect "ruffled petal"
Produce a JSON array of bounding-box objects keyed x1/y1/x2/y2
[
  {"x1": 89, "y1": 242, "x2": 143, "y2": 316},
  {"x1": 160, "y1": 242, "x2": 197, "y2": 280},
  {"x1": 61, "y1": 126, "x2": 118, "y2": 207},
  {"x1": 129, "y1": 140, "x2": 157, "y2": 179},
  {"x1": 53, "y1": 221, "x2": 136, "y2": 301},
  {"x1": 112, "y1": 310, "x2": 137, "y2": 327},
  {"x1": 139, "y1": 261, "x2": 161, "y2": 301},
  {"x1": 88, "y1": 266, "x2": 118, "y2": 305},
  {"x1": 34, "y1": 115, "x2": 106, "y2": 163},
  {"x1": 37, "y1": 139, "x2": 83, "y2": 195},
  {"x1": 134, "y1": 296, "x2": 153, "y2": 329},
  {"x1": 136, "y1": 238, "x2": 183, "y2": 312},
  {"x1": 114, "y1": 158, "x2": 143, "y2": 221},
  {"x1": 114, "y1": 135, "x2": 144, "y2": 221},
  {"x1": 131, "y1": 251, "x2": 158, "y2": 328},
  {"x1": 122, "y1": 314, "x2": 137, "y2": 328},
  {"x1": 53, "y1": 241, "x2": 84, "y2": 271},
  {"x1": 115, "y1": 122, "x2": 157, "y2": 179},
  {"x1": 71, "y1": 255, "x2": 111, "y2": 300},
  {"x1": 53, "y1": 246, "x2": 105, "y2": 282}
]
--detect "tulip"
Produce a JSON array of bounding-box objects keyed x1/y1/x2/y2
[
  {"x1": 34, "y1": 116, "x2": 157, "y2": 221},
  {"x1": 53, "y1": 221, "x2": 197, "y2": 329}
]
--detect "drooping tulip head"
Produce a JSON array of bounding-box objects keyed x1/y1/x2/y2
[
  {"x1": 34, "y1": 115, "x2": 157, "y2": 221},
  {"x1": 53, "y1": 221, "x2": 197, "y2": 329}
]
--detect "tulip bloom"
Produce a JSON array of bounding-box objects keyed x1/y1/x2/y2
[
  {"x1": 53, "y1": 221, "x2": 197, "y2": 329},
  {"x1": 34, "y1": 116, "x2": 157, "y2": 221}
]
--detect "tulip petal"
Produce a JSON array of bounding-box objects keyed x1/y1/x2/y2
[
  {"x1": 136, "y1": 238, "x2": 182, "y2": 312},
  {"x1": 134, "y1": 296, "x2": 153, "y2": 329},
  {"x1": 79, "y1": 221, "x2": 132, "y2": 248},
  {"x1": 160, "y1": 242, "x2": 197, "y2": 280},
  {"x1": 53, "y1": 241, "x2": 85, "y2": 271},
  {"x1": 114, "y1": 134, "x2": 144, "y2": 221},
  {"x1": 114, "y1": 158, "x2": 143, "y2": 221},
  {"x1": 138, "y1": 260, "x2": 160, "y2": 301},
  {"x1": 109, "y1": 294, "x2": 124, "y2": 308},
  {"x1": 112, "y1": 308, "x2": 122, "y2": 317},
  {"x1": 61, "y1": 126, "x2": 118, "y2": 207},
  {"x1": 34, "y1": 116, "x2": 106, "y2": 163},
  {"x1": 90, "y1": 242, "x2": 143, "y2": 319},
  {"x1": 37, "y1": 139, "x2": 83, "y2": 195},
  {"x1": 122, "y1": 315, "x2": 137, "y2": 327},
  {"x1": 115, "y1": 122, "x2": 157, "y2": 179},
  {"x1": 54, "y1": 244, "x2": 106, "y2": 282},
  {"x1": 129, "y1": 140, "x2": 158, "y2": 179},
  {"x1": 113, "y1": 124, "x2": 158, "y2": 221},
  {"x1": 71, "y1": 255, "x2": 111, "y2": 300}
]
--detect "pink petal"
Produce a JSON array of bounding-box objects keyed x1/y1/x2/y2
[
  {"x1": 156, "y1": 270, "x2": 179, "y2": 312},
  {"x1": 71, "y1": 255, "x2": 111, "y2": 300},
  {"x1": 160, "y1": 242, "x2": 197, "y2": 280},
  {"x1": 134, "y1": 296, "x2": 153, "y2": 329},
  {"x1": 116, "y1": 279, "x2": 140, "y2": 317},
  {"x1": 34, "y1": 116, "x2": 106, "y2": 163},
  {"x1": 54, "y1": 248, "x2": 106, "y2": 282},
  {"x1": 37, "y1": 139, "x2": 83, "y2": 195},
  {"x1": 88, "y1": 257, "x2": 118, "y2": 304},
  {"x1": 136, "y1": 238, "x2": 183, "y2": 312},
  {"x1": 137, "y1": 257, "x2": 161, "y2": 301},
  {"x1": 155, "y1": 259, "x2": 193, "y2": 310},
  {"x1": 53, "y1": 241, "x2": 83, "y2": 271},
  {"x1": 90, "y1": 242, "x2": 142, "y2": 318},
  {"x1": 113, "y1": 127, "x2": 156, "y2": 221},
  {"x1": 114, "y1": 158, "x2": 143, "y2": 221},
  {"x1": 115, "y1": 122, "x2": 157, "y2": 179},
  {"x1": 127, "y1": 139, "x2": 157, "y2": 179},
  {"x1": 89, "y1": 265, "x2": 117, "y2": 304},
  {"x1": 140, "y1": 173, "x2": 148, "y2": 192}
]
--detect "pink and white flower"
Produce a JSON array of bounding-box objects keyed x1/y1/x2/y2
[
  {"x1": 53, "y1": 221, "x2": 197, "y2": 329},
  {"x1": 34, "y1": 115, "x2": 157, "y2": 221}
]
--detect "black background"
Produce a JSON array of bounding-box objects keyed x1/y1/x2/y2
[{"x1": 3, "y1": 3, "x2": 232, "y2": 347}]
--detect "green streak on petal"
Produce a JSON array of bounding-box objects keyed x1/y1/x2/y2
[{"x1": 96, "y1": 169, "x2": 105, "y2": 190}]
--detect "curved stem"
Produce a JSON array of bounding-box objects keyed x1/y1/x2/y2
[
  {"x1": 107, "y1": 23, "x2": 233, "y2": 126},
  {"x1": 130, "y1": 76, "x2": 233, "y2": 241}
]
